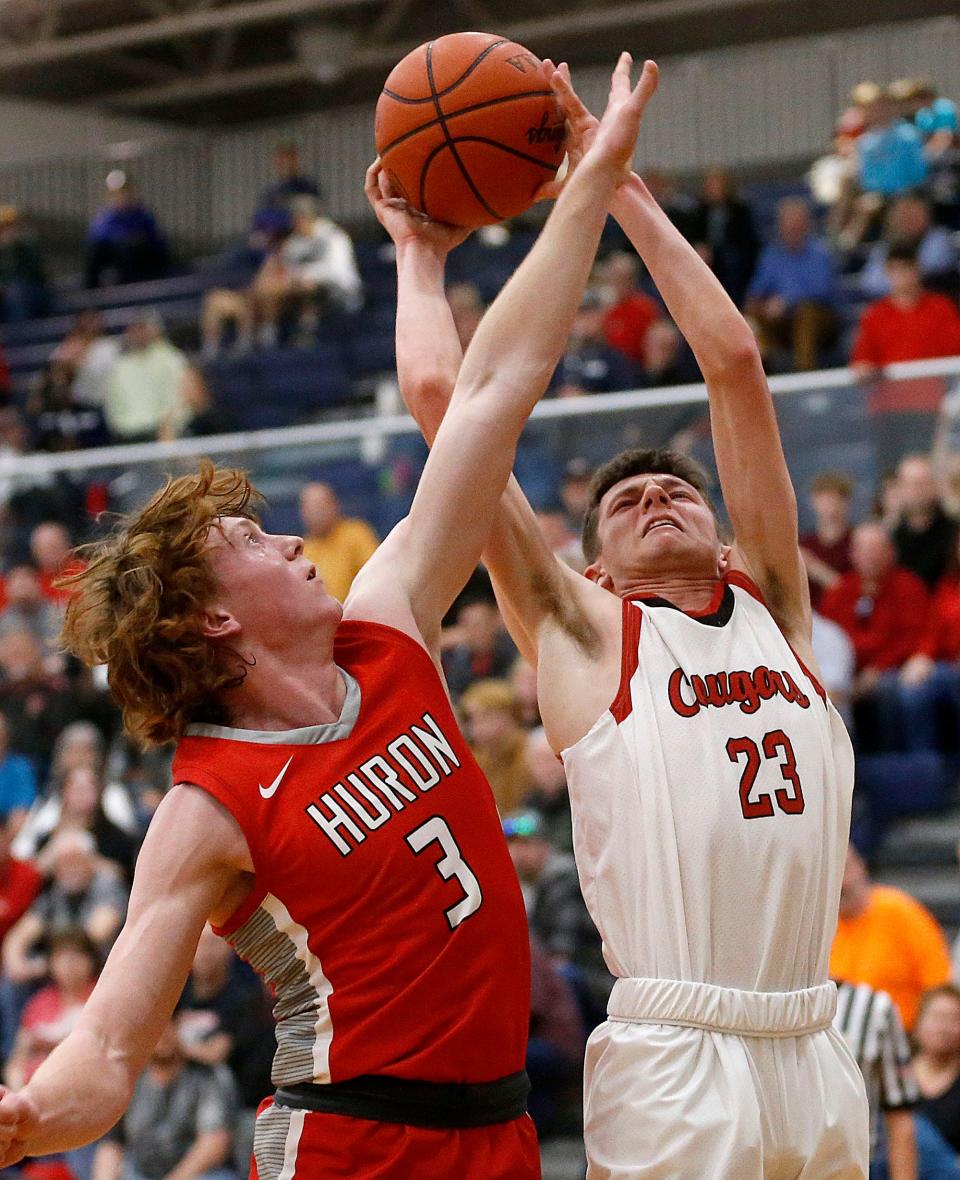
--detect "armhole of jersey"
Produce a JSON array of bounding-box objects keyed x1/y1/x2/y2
[
  {"x1": 786, "y1": 641, "x2": 828, "y2": 706},
  {"x1": 726, "y1": 569, "x2": 765, "y2": 604},
  {"x1": 212, "y1": 881, "x2": 267, "y2": 940},
  {"x1": 727, "y1": 570, "x2": 828, "y2": 705},
  {"x1": 610, "y1": 600, "x2": 642, "y2": 724}
]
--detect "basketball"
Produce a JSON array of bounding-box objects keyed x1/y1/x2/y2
[{"x1": 375, "y1": 32, "x2": 566, "y2": 228}]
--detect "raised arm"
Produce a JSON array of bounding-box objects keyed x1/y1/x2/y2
[
  {"x1": 349, "y1": 55, "x2": 658, "y2": 650},
  {"x1": 366, "y1": 168, "x2": 593, "y2": 666},
  {"x1": 552, "y1": 69, "x2": 809, "y2": 642},
  {"x1": 0, "y1": 788, "x2": 249, "y2": 1164}
]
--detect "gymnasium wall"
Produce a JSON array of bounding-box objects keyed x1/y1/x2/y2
[{"x1": 0, "y1": 15, "x2": 958, "y2": 244}]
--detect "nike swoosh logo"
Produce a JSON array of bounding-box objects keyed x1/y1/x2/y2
[{"x1": 259, "y1": 755, "x2": 294, "y2": 799}]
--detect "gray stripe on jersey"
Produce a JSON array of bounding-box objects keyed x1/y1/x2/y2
[
  {"x1": 228, "y1": 902, "x2": 330, "y2": 1086},
  {"x1": 254, "y1": 1103, "x2": 303, "y2": 1180}
]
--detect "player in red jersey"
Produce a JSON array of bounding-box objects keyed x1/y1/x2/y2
[{"x1": 0, "y1": 55, "x2": 654, "y2": 1179}]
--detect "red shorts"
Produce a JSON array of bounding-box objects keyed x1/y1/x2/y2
[{"x1": 249, "y1": 1097, "x2": 541, "y2": 1179}]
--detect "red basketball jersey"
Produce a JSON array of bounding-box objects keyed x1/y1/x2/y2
[{"x1": 172, "y1": 619, "x2": 530, "y2": 1088}]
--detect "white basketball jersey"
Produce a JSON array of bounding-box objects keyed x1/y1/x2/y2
[{"x1": 561, "y1": 571, "x2": 854, "y2": 994}]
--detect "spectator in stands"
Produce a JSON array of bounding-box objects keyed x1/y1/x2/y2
[
  {"x1": 745, "y1": 197, "x2": 841, "y2": 371},
  {"x1": 26, "y1": 358, "x2": 109, "y2": 453},
  {"x1": 298, "y1": 481, "x2": 378, "y2": 603},
  {"x1": 811, "y1": 611, "x2": 856, "y2": 727},
  {"x1": 689, "y1": 168, "x2": 759, "y2": 307},
  {"x1": 833, "y1": 978, "x2": 920, "y2": 1180},
  {"x1": 808, "y1": 112, "x2": 862, "y2": 246},
  {"x1": 0, "y1": 629, "x2": 79, "y2": 772},
  {"x1": 38, "y1": 721, "x2": 138, "y2": 837},
  {"x1": 461, "y1": 679, "x2": 534, "y2": 815},
  {"x1": 0, "y1": 823, "x2": 40, "y2": 951},
  {"x1": 92, "y1": 1015, "x2": 237, "y2": 1180},
  {"x1": 200, "y1": 211, "x2": 291, "y2": 359},
  {"x1": 54, "y1": 310, "x2": 121, "y2": 409},
  {"x1": 177, "y1": 925, "x2": 260, "y2": 1075},
  {"x1": 831, "y1": 844, "x2": 951, "y2": 1030},
  {"x1": 0, "y1": 563, "x2": 62, "y2": 655},
  {"x1": 800, "y1": 471, "x2": 855, "y2": 609},
  {"x1": 0, "y1": 713, "x2": 36, "y2": 837},
  {"x1": 851, "y1": 246, "x2": 960, "y2": 472},
  {"x1": 527, "y1": 935, "x2": 585, "y2": 1135},
  {"x1": 256, "y1": 140, "x2": 322, "y2": 232},
  {"x1": 442, "y1": 591, "x2": 517, "y2": 700},
  {"x1": 0, "y1": 205, "x2": 48, "y2": 323},
  {"x1": 103, "y1": 312, "x2": 193, "y2": 443},
  {"x1": 504, "y1": 807, "x2": 606, "y2": 984},
  {"x1": 890, "y1": 454, "x2": 959, "y2": 590},
  {"x1": 33, "y1": 765, "x2": 137, "y2": 882},
  {"x1": 523, "y1": 727, "x2": 573, "y2": 854},
  {"x1": 2, "y1": 828, "x2": 126, "y2": 1007},
  {"x1": 251, "y1": 195, "x2": 361, "y2": 348},
  {"x1": 84, "y1": 170, "x2": 169, "y2": 289},
  {"x1": 913, "y1": 985, "x2": 960, "y2": 1156},
  {"x1": 859, "y1": 195, "x2": 959, "y2": 301},
  {"x1": 820, "y1": 521, "x2": 928, "y2": 696},
  {"x1": 4, "y1": 927, "x2": 98, "y2": 1091},
  {"x1": 30, "y1": 521, "x2": 78, "y2": 607},
  {"x1": 559, "y1": 457, "x2": 593, "y2": 534},
  {"x1": 600, "y1": 251, "x2": 660, "y2": 366},
  {"x1": 552, "y1": 288, "x2": 639, "y2": 397},
  {"x1": 857, "y1": 86, "x2": 928, "y2": 201},
  {"x1": 902, "y1": 79, "x2": 960, "y2": 158}
]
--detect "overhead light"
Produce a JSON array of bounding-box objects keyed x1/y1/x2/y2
[{"x1": 294, "y1": 24, "x2": 358, "y2": 84}]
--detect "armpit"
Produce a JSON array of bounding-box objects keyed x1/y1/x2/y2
[{"x1": 530, "y1": 568, "x2": 602, "y2": 658}]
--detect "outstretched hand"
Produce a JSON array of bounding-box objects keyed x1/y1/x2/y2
[
  {"x1": 0, "y1": 1087, "x2": 39, "y2": 1167},
  {"x1": 364, "y1": 160, "x2": 472, "y2": 255},
  {"x1": 535, "y1": 54, "x2": 658, "y2": 200}
]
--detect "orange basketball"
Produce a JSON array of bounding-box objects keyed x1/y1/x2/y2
[{"x1": 375, "y1": 32, "x2": 566, "y2": 228}]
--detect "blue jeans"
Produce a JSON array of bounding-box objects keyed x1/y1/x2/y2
[{"x1": 870, "y1": 1113, "x2": 960, "y2": 1179}]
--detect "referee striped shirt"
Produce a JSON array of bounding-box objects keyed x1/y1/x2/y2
[{"x1": 834, "y1": 979, "x2": 919, "y2": 1156}]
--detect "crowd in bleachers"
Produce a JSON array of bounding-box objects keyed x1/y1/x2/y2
[
  {"x1": 0, "y1": 75, "x2": 955, "y2": 453},
  {"x1": 0, "y1": 72, "x2": 956, "y2": 1179}
]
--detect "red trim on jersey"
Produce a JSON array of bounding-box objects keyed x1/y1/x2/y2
[
  {"x1": 212, "y1": 883, "x2": 268, "y2": 939},
  {"x1": 787, "y1": 642, "x2": 828, "y2": 706},
  {"x1": 687, "y1": 579, "x2": 728, "y2": 617},
  {"x1": 610, "y1": 600, "x2": 642, "y2": 724},
  {"x1": 725, "y1": 569, "x2": 765, "y2": 604},
  {"x1": 727, "y1": 571, "x2": 828, "y2": 705}
]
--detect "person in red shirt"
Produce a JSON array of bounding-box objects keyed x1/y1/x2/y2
[
  {"x1": 889, "y1": 529, "x2": 960, "y2": 755},
  {"x1": 29, "y1": 523, "x2": 83, "y2": 607},
  {"x1": 851, "y1": 245, "x2": 960, "y2": 474},
  {"x1": 851, "y1": 246, "x2": 960, "y2": 373},
  {"x1": 821, "y1": 520, "x2": 929, "y2": 694},
  {"x1": 600, "y1": 250, "x2": 660, "y2": 365},
  {"x1": 799, "y1": 470, "x2": 855, "y2": 609},
  {"x1": 0, "y1": 825, "x2": 41, "y2": 951}
]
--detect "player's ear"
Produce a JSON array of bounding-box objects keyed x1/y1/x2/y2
[
  {"x1": 201, "y1": 607, "x2": 242, "y2": 642},
  {"x1": 584, "y1": 561, "x2": 615, "y2": 591},
  {"x1": 717, "y1": 544, "x2": 733, "y2": 575}
]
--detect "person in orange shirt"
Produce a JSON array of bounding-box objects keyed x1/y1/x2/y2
[
  {"x1": 831, "y1": 843, "x2": 951, "y2": 1029},
  {"x1": 298, "y1": 480, "x2": 379, "y2": 603}
]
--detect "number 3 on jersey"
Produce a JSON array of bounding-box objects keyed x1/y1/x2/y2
[
  {"x1": 726, "y1": 729, "x2": 805, "y2": 819},
  {"x1": 406, "y1": 816, "x2": 483, "y2": 929}
]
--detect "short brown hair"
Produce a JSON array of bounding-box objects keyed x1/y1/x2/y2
[
  {"x1": 581, "y1": 447, "x2": 715, "y2": 563},
  {"x1": 811, "y1": 471, "x2": 854, "y2": 499},
  {"x1": 60, "y1": 461, "x2": 261, "y2": 747}
]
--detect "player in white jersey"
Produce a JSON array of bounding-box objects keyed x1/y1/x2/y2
[{"x1": 370, "y1": 59, "x2": 869, "y2": 1180}]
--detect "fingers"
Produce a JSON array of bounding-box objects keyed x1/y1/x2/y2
[
  {"x1": 609, "y1": 51, "x2": 634, "y2": 99},
  {"x1": 633, "y1": 59, "x2": 659, "y2": 107},
  {"x1": 550, "y1": 62, "x2": 592, "y2": 125},
  {"x1": 363, "y1": 159, "x2": 382, "y2": 207}
]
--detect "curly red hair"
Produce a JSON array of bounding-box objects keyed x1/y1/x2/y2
[{"x1": 60, "y1": 461, "x2": 262, "y2": 746}]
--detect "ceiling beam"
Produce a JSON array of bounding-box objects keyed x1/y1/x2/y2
[
  {"x1": 0, "y1": 0, "x2": 379, "y2": 73},
  {"x1": 106, "y1": 0, "x2": 794, "y2": 109}
]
